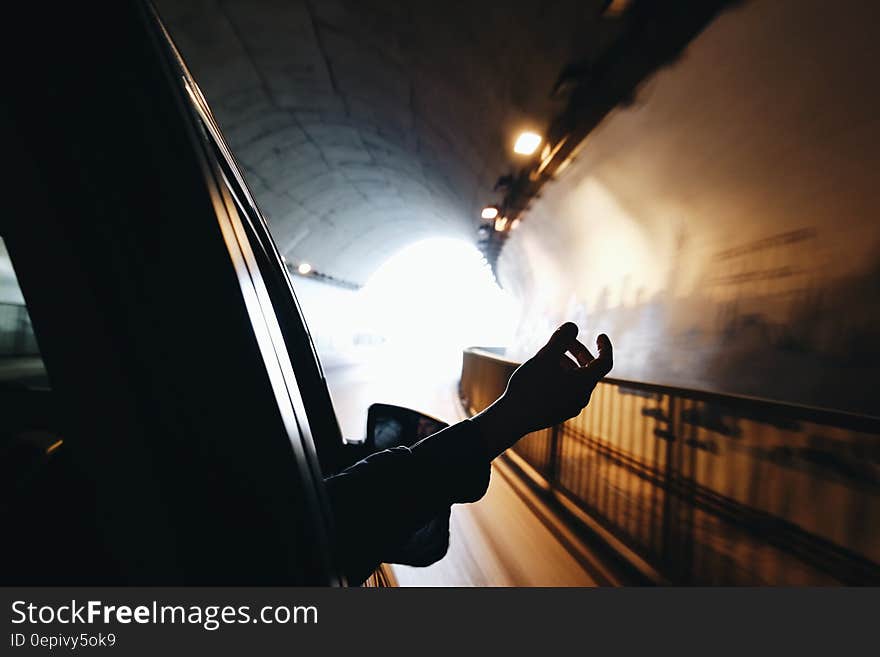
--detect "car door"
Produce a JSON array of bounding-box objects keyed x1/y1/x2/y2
[
  {"x1": 1, "y1": 0, "x2": 342, "y2": 585},
  {"x1": 168, "y1": 34, "x2": 349, "y2": 478}
]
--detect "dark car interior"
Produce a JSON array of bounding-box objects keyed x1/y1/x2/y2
[
  {"x1": 1, "y1": 1, "x2": 343, "y2": 585},
  {"x1": 0, "y1": 0, "x2": 453, "y2": 586}
]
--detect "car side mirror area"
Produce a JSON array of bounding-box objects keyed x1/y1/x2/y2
[
  {"x1": 336, "y1": 403, "x2": 450, "y2": 474},
  {"x1": 363, "y1": 403, "x2": 453, "y2": 569},
  {"x1": 365, "y1": 403, "x2": 449, "y2": 452}
]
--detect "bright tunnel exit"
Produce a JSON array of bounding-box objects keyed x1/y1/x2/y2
[
  {"x1": 355, "y1": 238, "x2": 520, "y2": 377},
  {"x1": 291, "y1": 238, "x2": 520, "y2": 379}
]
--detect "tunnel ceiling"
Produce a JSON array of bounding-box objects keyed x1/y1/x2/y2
[{"x1": 157, "y1": 0, "x2": 620, "y2": 285}]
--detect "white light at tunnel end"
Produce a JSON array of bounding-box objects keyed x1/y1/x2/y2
[
  {"x1": 352, "y1": 238, "x2": 521, "y2": 378},
  {"x1": 481, "y1": 206, "x2": 499, "y2": 220},
  {"x1": 297, "y1": 262, "x2": 313, "y2": 275},
  {"x1": 513, "y1": 131, "x2": 542, "y2": 155}
]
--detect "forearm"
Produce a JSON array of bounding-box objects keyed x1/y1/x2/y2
[
  {"x1": 325, "y1": 419, "x2": 491, "y2": 584},
  {"x1": 469, "y1": 395, "x2": 528, "y2": 461}
]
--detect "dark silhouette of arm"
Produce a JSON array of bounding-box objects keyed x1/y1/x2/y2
[
  {"x1": 326, "y1": 323, "x2": 613, "y2": 585},
  {"x1": 325, "y1": 419, "x2": 489, "y2": 585}
]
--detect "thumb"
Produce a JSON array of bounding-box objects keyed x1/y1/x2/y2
[
  {"x1": 537, "y1": 322, "x2": 579, "y2": 359},
  {"x1": 585, "y1": 333, "x2": 613, "y2": 378}
]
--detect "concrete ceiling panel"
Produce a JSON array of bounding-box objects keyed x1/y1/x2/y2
[{"x1": 157, "y1": 0, "x2": 589, "y2": 284}]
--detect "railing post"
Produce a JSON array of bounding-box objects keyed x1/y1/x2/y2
[
  {"x1": 661, "y1": 393, "x2": 677, "y2": 578},
  {"x1": 547, "y1": 423, "x2": 561, "y2": 486}
]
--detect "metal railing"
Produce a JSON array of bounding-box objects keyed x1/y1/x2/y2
[{"x1": 460, "y1": 347, "x2": 880, "y2": 585}]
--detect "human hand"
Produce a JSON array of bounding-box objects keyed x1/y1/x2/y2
[{"x1": 472, "y1": 323, "x2": 613, "y2": 460}]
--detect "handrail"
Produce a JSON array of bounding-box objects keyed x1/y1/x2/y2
[{"x1": 461, "y1": 347, "x2": 880, "y2": 585}]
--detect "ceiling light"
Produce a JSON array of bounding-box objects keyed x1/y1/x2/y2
[
  {"x1": 481, "y1": 206, "x2": 499, "y2": 220},
  {"x1": 513, "y1": 131, "x2": 542, "y2": 155},
  {"x1": 297, "y1": 262, "x2": 313, "y2": 275},
  {"x1": 605, "y1": 0, "x2": 632, "y2": 16},
  {"x1": 494, "y1": 217, "x2": 508, "y2": 232}
]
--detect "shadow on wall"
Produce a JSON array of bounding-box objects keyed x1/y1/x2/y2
[
  {"x1": 499, "y1": 0, "x2": 880, "y2": 417},
  {"x1": 567, "y1": 228, "x2": 880, "y2": 415}
]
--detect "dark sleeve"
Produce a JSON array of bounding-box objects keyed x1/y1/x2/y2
[{"x1": 324, "y1": 418, "x2": 491, "y2": 585}]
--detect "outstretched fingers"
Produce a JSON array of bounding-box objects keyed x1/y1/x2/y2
[
  {"x1": 538, "y1": 322, "x2": 579, "y2": 358},
  {"x1": 568, "y1": 338, "x2": 594, "y2": 367},
  {"x1": 570, "y1": 333, "x2": 613, "y2": 389},
  {"x1": 539, "y1": 322, "x2": 595, "y2": 366}
]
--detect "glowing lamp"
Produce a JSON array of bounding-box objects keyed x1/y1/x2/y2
[{"x1": 513, "y1": 131, "x2": 542, "y2": 155}]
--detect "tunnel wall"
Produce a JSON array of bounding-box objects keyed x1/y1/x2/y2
[{"x1": 499, "y1": 0, "x2": 880, "y2": 416}]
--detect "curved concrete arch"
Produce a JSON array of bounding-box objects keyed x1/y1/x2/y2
[{"x1": 157, "y1": 0, "x2": 599, "y2": 284}]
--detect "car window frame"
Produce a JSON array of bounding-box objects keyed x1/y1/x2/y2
[
  {"x1": 143, "y1": 2, "x2": 346, "y2": 584},
  {"x1": 155, "y1": 10, "x2": 349, "y2": 476}
]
